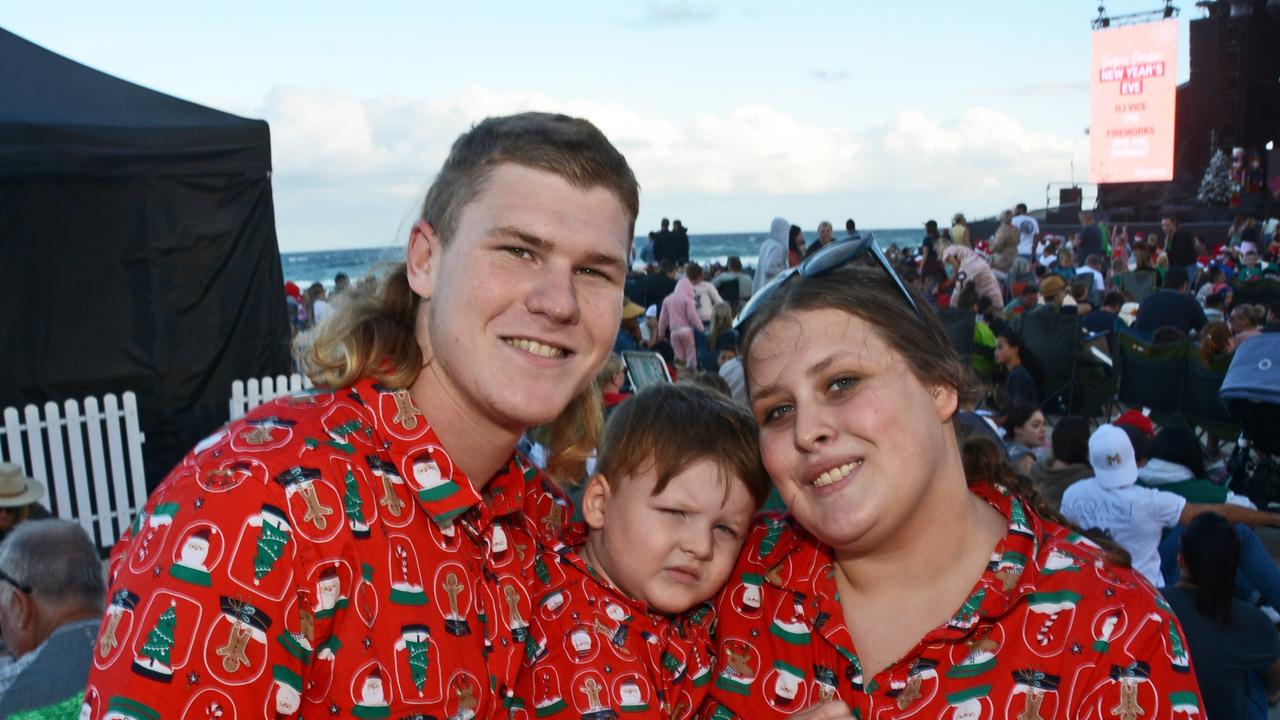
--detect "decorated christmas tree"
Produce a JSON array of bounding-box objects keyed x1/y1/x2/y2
[
  {"x1": 534, "y1": 556, "x2": 551, "y2": 585},
  {"x1": 405, "y1": 636, "x2": 429, "y2": 691},
  {"x1": 140, "y1": 604, "x2": 176, "y2": 667},
  {"x1": 344, "y1": 470, "x2": 366, "y2": 525},
  {"x1": 1197, "y1": 148, "x2": 1232, "y2": 206},
  {"x1": 254, "y1": 517, "x2": 290, "y2": 580}
]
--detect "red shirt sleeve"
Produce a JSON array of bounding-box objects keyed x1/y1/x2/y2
[{"x1": 85, "y1": 449, "x2": 323, "y2": 720}]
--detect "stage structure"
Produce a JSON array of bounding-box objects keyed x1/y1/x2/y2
[{"x1": 1092, "y1": 0, "x2": 1280, "y2": 220}]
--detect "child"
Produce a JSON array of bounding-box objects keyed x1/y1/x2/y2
[
  {"x1": 519, "y1": 383, "x2": 770, "y2": 719},
  {"x1": 658, "y1": 273, "x2": 705, "y2": 370},
  {"x1": 1238, "y1": 249, "x2": 1264, "y2": 282}
]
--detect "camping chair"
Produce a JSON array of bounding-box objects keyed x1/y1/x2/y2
[
  {"x1": 1111, "y1": 329, "x2": 1187, "y2": 425},
  {"x1": 1115, "y1": 270, "x2": 1158, "y2": 303},
  {"x1": 1018, "y1": 310, "x2": 1080, "y2": 414},
  {"x1": 1231, "y1": 277, "x2": 1280, "y2": 311},
  {"x1": 624, "y1": 274, "x2": 647, "y2": 307},
  {"x1": 936, "y1": 308, "x2": 975, "y2": 357},
  {"x1": 1180, "y1": 348, "x2": 1240, "y2": 446}
]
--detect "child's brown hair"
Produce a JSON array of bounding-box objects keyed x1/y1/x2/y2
[{"x1": 595, "y1": 383, "x2": 770, "y2": 507}]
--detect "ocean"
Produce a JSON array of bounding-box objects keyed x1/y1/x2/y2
[{"x1": 281, "y1": 229, "x2": 926, "y2": 288}]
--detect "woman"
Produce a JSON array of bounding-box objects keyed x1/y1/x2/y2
[
  {"x1": 942, "y1": 245, "x2": 1002, "y2": 310},
  {"x1": 989, "y1": 209, "x2": 1019, "y2": 272},
  {"x1": 1230, "y1": 304, "x2": 1266, "y2": 344},
  {"x1": 303, "y1": 280, "x2": 328, "y2": 328},
  {"x1": 1000, "y1": 401, "x2": 1046, "y2": 476},
  {"x1": 688, "y1": 263, "x2": 725, "y2": 325},
  {"x1": 788, "y1": 225, "x2": 807, "y2": 267},
  {"x1": 1027, "y1": 416, "x2": 1095, "y2": 511},
  {"x1": 950, "y1": 212, "x2": 970, "y2": 249},
  {"x1": 993, "y1": 329, "x2": 1044, "y2": 408},
  {"x1": 1200, "y1": 321, "x2": 1235, "y2": 366},
  {"x1": 659, "y1": 272, "x2": 705, "y2": 369},
  {"x1": 704, "y1": 248, "x2": 1202, "y2": 719},
  {"x1": 708, "y1": 301, "x2": 737, "y2": 357},
  {"x1": 1162, "y1": 514, "x2": 1280, "y2": 720}
]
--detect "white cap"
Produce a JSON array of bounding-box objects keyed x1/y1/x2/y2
[
  {"x1": 645, "y1": 304, "x2": 658, "y2": 319},
  {"x1": 1089, "y1": 424, "x2": 1138, "y2": 489}
]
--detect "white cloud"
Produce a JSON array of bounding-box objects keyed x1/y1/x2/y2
[
  {"x1": 640, "y1": 0, "x2": 718, "y2": 27},
  {"x1": 241, "y1": 85, "x2": 1088, "y2": 249}
]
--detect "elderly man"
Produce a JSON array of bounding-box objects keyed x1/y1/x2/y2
[
  {"x1": 805, "y1": 221, "x2": 835, "y2": 258},
  {"x1": 0, "y1": 519, "x2": 104, "y2": 717}
]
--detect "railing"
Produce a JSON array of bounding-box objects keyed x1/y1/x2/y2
[
  {"x1": 0, "y1": 392, "x2": 147, "y2": 552},
  {"x1": 229, "y1": 373, "x2": 314, "y2": 420}
]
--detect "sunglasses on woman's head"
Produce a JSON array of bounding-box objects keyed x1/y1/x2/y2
[{"x1": 733, "y1": 233, "x2": 925, "y2": 331}]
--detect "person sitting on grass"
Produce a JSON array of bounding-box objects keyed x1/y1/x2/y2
[
  {"x1": 1162, "y1": 513, "x2": 1280, "y2": 720},
  {"x1": 1062, "y1": 425, "x2": 1280, "y2": 589},
  {"x1": 992, "y1": 329, "x2": 1044, "y2": 408},
  {"x1": 1028, "y1": 416, "x2": 1094, "y2": 511},
  {"x1": 999, "y1": 401, "x2": 1046, "y2": 476}
]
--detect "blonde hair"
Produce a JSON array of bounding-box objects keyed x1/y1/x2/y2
[
  {"x1": 709, "y1": 302, "x2": 733, "y2": 346},
  {"x1": 595, "y1": 353, "x2": 624, "y2": 387},
  {"x1": 306, "y1": 113, "x2": 639, "y2": 483},
  {"x1": 1231, "y1": 304, "x2": 1266, "y2": 329}
]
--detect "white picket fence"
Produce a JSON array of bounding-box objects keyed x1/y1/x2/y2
[
  {"x1": 229, "y1": 373, "x2": 314, "y2": 421},
  {"x1": 0, "y1": 392, "x2": 147, "y2": 552}
]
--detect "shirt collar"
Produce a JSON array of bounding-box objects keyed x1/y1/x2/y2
[
  {"x1": 759, "y1": 483, "x2": 1042, "y2": 637},
  {"x1": 353, "y1": 378, "x2": 530, "y2": 525},
  {"x1": 549, "y1": 522, "x2": 705, "y2": 637}
]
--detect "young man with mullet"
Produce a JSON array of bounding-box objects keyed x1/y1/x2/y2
[{"x1": 83, "y1": 113, "x2": 639, "y2": 719}]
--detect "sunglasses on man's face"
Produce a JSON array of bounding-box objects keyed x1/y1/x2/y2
[{"x1": 733, "y1": 233, "x2": 925, "y2": 331}]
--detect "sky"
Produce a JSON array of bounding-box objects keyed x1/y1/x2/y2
[{"x1": 5, "y1": 1, "x2": 1195, "y2": 252}]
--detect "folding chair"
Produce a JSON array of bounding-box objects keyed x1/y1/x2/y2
[
  {"x1": 1180, "y1": 348, "x2": 1240, "y2": 445},
  {"x1": 1115, "y1": 270, "x2": 1158, "y2": 303},
  {"x1": 715, "y1": 277, "x2": 741, "y2": 315},
  {"x1": 1112, "y1": 329, "x2": 1187, "y2": 424},
  {"x1": 936, "y1": 308, "x2": 975, "y2": 357},
  {"x1": 1018, "y1": 309, "x2": 1080, "y2": 414},
  {"x1": 624, "y1": 274, "x2": 647, "y2": 307}
]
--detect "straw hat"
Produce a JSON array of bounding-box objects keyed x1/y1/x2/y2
[
  {"x1": 0, "y1": 463, "x2": 44, "y2": 507},
  {"x1": 622, "y1": 300, "x2": 646, "y2": 320},
  {"x1": 1039, "y1": 275, "x2": 1068, "y2": 300}
]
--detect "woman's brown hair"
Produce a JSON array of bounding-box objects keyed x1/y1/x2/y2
[
  {"x1": 304, "y1": 112, "x2": 639, "y2": 483},
  {"x1": 738, "y1": 264, "x2": 979, "y2": 411},
  {"x1": 736, "y1": 263, "x2": 1126, "y2": 554},
  {"x1": 1199, "y1": 321, "x2": 1233, "y2": 365}
]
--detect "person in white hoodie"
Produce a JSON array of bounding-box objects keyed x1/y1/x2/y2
[
  {"x1": 751, "y1": 217, "x2": 789, "y2": 295},
  {"x1": 1061, "y1": 424, "x2": 1280, "y2": 588}
]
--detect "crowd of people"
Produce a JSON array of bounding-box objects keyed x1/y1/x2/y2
[{"x1": 4, "y1": 112, "x2": 1280, "y2": 720}]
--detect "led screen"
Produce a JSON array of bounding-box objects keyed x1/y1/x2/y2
[{"x1": 1089, "y1": 20, "x2": 1178, "y2": 183}]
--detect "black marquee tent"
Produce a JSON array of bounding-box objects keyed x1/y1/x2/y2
[{"x1": 0, "y1": 28, "x2": 292, "y2": 488}]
